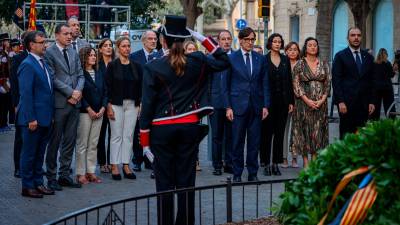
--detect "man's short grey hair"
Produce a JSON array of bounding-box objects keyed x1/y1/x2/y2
[
  {"x1": 67, "y1": 15, "x2": 79, "y2": 23},
  {"x1": 141, "y1": 30, "x2": 156, "y2": 42}
]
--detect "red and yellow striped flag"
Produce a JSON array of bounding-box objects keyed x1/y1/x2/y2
[{"x1": 28, "y1": 0, "x2": 37, "y2": 31}]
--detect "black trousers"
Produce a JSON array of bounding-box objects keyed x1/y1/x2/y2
[
  {"x1": 209, "y1": 108, "x2": 232, "y2": 169},
  {"x1": 0, "y1": 93, "x2": 11, "y2": 128},
  {"x1": 260, "y1": 102, "x2": 288, "y2": 165},
  {"x1": 14, "y1": 123, "x2": 23, "y2": 171},
  {"x1": 339, "y1": 104, "x2": 369, "y2": 139},
  {"x1": 371, "y1": 88, "x2": 396, "y2": 120},
  {"x1": 132, "y1": 120, "x2": 151, "y2": 168},
  {"x1": 151, "y1": 123, "x2": 201, "y2": 225},
  {"x1": 97, "y1": 115, "x2": 111, "y2": 165}
]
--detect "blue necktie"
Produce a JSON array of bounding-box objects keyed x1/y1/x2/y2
[
  {"x1": 355, "y1": 51, "x2": 362, "y2": 74},
  {"x1": 245, "y1": 53, "x2": 251, "y2": 76}
]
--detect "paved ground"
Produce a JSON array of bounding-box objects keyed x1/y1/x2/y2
[{"x1": 0, "y1": 120, "x2": 340, "y2": 225}]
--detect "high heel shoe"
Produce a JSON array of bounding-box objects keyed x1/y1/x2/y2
[
  {"x1": 263, "y1": 165, "x2": 272, "y2": 176},
  {"x1": 122, "y1": 165, "x2": 136, "y2": 179},
  {"x1": 273, "y1": 164, "x2": 281, "y2": 176},
  {"x1": 112, "y1": 173, "x2": 122, "y2": 180}
]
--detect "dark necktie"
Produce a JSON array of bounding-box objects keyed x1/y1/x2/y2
[
  {"x1": 39, "y1": 59, "x2": 51, "y2": 89},
  {"x1": 354, "y1": 51, "x2": 362, "y2": 74},
  {"x1": 72, "y1": 41, "x2": 77, "y2": 51},
  {"x1": 62, "y1": 48, "x2": 70, "y2": 71},
  {"x1": 245, "y1": 53, "x2": 251, "y2": 76},
  {"x1": 146, "y1": 54, "x2": 151, "y2": 62}
]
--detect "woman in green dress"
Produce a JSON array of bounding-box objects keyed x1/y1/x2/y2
[{"x1": 291, "y1": 37, "x2": 331, "y2": 167}]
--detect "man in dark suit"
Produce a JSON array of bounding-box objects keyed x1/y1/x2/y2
[
  {"x1": 222, "y1": 27, "x2": 270, "y2": 182},
  {"x1": 210, "y1": 30, "x2": 234, "y2": 176},
  {"x1": 129, "y1": 30, "x2": 157, "y2": 175},
  {"x1": 10, "y1": 34, "x2": 28, "y2": 178},
  {"x1": 68, "y1": 16, "x2": 91, "y2": 54},
  {"x1": 45, "y1": 23, "x2": 84, "y2": 191},
  {"x1": 17, "y1": 31, "x2": 55, "y2": 198},
  {"x1": 332, "y1": 27, "x2": 375, "y2": 139}
]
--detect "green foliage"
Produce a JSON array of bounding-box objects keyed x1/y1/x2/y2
[
  {"x1": 278, "y1": 119, "x2": 400, "y2": 225},
  {"x1": 0, "y1": 0, "x2": 17, "y2": 24}
]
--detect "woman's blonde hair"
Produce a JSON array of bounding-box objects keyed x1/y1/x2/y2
[
  {"x1": 183, "y1": 40, "x2": 198, "y2": 53},
  {"x1": 375, "y1": 48, "x2": 388, "y2": 64}
]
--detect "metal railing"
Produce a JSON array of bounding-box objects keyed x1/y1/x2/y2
[
  {"x1": 23, "y1": 2, "x2": 131, "y2": 42},
  {"x1": 44, "y1": 177, "x2": 295, "y2": 225}
]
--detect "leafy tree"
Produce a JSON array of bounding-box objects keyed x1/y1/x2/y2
[{"x1": 0, "y1": 0, "x2": 19, "y2": 24}]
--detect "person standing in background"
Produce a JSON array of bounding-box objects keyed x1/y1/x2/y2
[
  {"x1": 371, "y1": 48, "x2": 396, "y2": 119},
  {"x1": 291, "y1": 37, "x2": 330, "y2": 168},
  {"x1": 97, "y1": 38, "x2": 115, "y2": 173},
  {"x1": 45, "y1": 23, "x2": 85, "y2": 191},
  {"x1": 106, "y1": 37, "x2": 142, "y2": 180},
  {"x1": 260, "y1": 33, "x2": 294, "y2": 176},
  {"x1": 68, "y1": 16, "x2": 91, "y2": 54},
  {"x1": 284, "y1": 41, "x2": 301, "y2": 168},
  {"x1": 332, "y1": 27, "x2": 376, "y2": 139},
  {"x1": 75, "y1": 47, "x2": 107, "y2": 184},
  {"x1": 18, "y1": 31, "x2": 55, "y2": 198},
  {"x1": 210, "y1": 30, "x2": 234, "y2": 176},
  {"x1": 10, "y1": 32, "x2": 29, "y2": 178},
  {"x1": 129, "y1": 30, "x2": 158, "y2": 178}
]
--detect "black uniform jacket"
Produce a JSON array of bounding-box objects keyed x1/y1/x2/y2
[{"x1": 140, "y1": 48, "x2": 230, "y2": 131}]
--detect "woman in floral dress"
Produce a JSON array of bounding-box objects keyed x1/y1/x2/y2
[{"x1": 291, "y1": 37, "x2": 331, "y2": 167}]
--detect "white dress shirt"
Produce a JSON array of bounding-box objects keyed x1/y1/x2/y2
[{"x1": 349, "y1": 46, "x2": 362, "y2": 64}]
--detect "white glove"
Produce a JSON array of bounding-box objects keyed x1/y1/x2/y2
[
  {"x1": 188, "y1": 28, "x2": 219, "y2": 54},
  {"x1": 143, "y1": 147, "x2": 154, "y2": 163}
]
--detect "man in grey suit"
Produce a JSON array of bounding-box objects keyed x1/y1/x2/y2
[
  {"x1": 67, "y1": 16, "x2": 91, "y2": 53},
  {"x1": 45, "y1": 23, "x2": 84, "y2": 191}
]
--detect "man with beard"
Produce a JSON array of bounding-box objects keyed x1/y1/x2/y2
[{"x1": 332, "y1": 27, "x2": 376, "y2": 139}]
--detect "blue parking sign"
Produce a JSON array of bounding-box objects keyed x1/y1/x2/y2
[{"x1": 236, "y1": 19, "x2": 247, "y2": 30}]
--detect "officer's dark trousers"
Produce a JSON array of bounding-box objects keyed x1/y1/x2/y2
[{"x1": 151, "y1": 123, "x2": 201, "y2": 225}]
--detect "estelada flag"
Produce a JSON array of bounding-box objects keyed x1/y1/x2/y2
[{"x1": 28, "y1": 0, "x2": 37, "y2": 31}]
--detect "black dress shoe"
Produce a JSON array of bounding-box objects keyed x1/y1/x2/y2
[
  {"x1": 271, "y1": 164, "x2": 281, "y2": 176},
  {"x1": 224, "y1": 166, "x2": 233, "y2": 174},
  {"x1": 48, "y1": 180, "x2": 63, "y2": 191},
  {"x1": 248, "y1": 175, "x2": 259, "y2": 182},
  {"x1": 36, "y1": 185, "x2": 55, "y2": 195},
  {"x1": 14, "y1": 170, "x2": 21, "y2": 178},
  {"x1": 150, "y1": 172, "x2": 155, "y2": 179},
  {"x1": 132, "y1": 164, "x2": 141, "y2": 172},
  {"x1": 22, "y1": 188, "x2": 43, "y2": 198},
  {"x1": 212, "y1": 169, "x2": 222, "y2": 176},
  {"x1": 58, "y1": 177, "x2": 82, "y2": 188},
  {"x1": 123, "y1": 170, "x2": 136, "y2": 179},
  {"x1": 112, "y1": 173, "x2": 122, "y2": 180},
  {"x1": 263, "y1": 165, "x2": 272, "y2": 176},
  {"x1": 232, "y1": 176, "x2": 242, "y2": 183}
]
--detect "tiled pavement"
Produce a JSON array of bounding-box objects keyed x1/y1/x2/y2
[{"x1": 0, "y1": 121, "x2": 339, "y2": 225}]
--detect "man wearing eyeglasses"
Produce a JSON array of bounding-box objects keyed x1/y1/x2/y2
[
  {"x1": 222, "y1": 27, "x2": 270, "y2": 183},
  {"x1": 17, "y1": 31, "x2": 55, "y2": 198}
]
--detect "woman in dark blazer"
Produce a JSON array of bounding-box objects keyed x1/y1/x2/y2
[
  {"x1": 260, "y1": 33, "x2": 294, "y2": 176},
  {"x1": 139, "y1": 16, "x2": 230, "y2": 225},
  {"x1": 97, "y1": 38, "x2": 115, "y2": 173},
  {"x1": 106, "y1": 36, "x2": 142, "y2": 180},
  {"x1": 75, "y1": 47, "x2": 107, "y2": 184},
  {"x1": 371, "y1": 48, "x2": 396, "y2": 119}
]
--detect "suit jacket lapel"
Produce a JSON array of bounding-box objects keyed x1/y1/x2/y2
[
  {"x1": 30, "y1": 55, "x2": 52, "y2": 92},
  {"x1": 235, "y1": 50, "x2": 250, "y2": 79},
  {"x1": 52, "y1": 45, "x2": 70, "y2": 74},
  {"x1": 251, "y1": 52, "x2": 259, "y2": 79}
]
